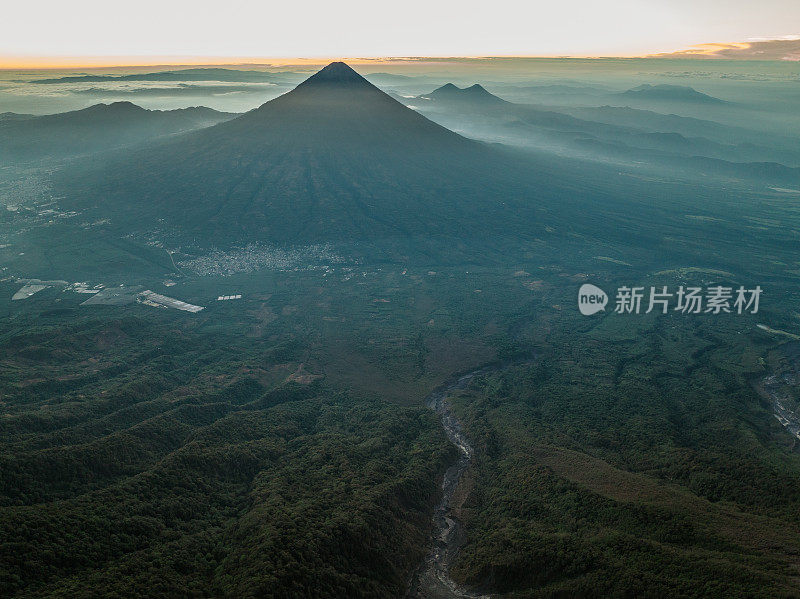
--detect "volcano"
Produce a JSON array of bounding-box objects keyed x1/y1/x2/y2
[
  {"x1": 56, "y1": 62, "x2": 547, "y2": 245},
  {"x1": 424, "y1": 83, "x2": 508, "y2": 106}
]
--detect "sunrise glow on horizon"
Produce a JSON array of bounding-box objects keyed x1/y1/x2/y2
[
  {"x1": 3, "y1": 0, "x2": 800, "y2": 69},
  {"x1": 2, "y1": 41, "x2": 799, "y2": 70}
]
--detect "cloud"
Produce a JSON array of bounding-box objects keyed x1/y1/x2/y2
[{"x1": 652, "y1": 37, "x2": 800, "y2": 60}]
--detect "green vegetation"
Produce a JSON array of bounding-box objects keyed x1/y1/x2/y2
[
  {"x1": 0, "y1": 306, "x2": 454, "y2": 597},
  {"x1": 3, "y1": 58, "x2": 800, "y2": 598},
  {"x1": 451, "y1": 308, "x2": 800, "y2": 597}
]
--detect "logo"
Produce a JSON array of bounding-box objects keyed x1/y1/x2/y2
[
  {"x1": 576, "y1": 284, "x2": 762, "y2": 316},
  {"x1": 578, "y1": 284, "x2": 608, "y2": 315}
]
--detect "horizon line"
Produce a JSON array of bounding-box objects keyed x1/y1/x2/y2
[
  {"x1": 0, "y1": 54, "x2": 791, "y2": 70},
  {"x1": 3, "y1": 38, "x2": 798, "y2": 69}
]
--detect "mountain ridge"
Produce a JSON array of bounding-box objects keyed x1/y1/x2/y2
[
  {"x1": 0, "y1": 102, "x2": 237, "y2": 163},
  {"x1": 620, "y1": 84, "x2": 726, "y2": 104}
]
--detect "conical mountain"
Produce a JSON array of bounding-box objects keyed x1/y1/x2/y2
[
  {"x1": 55, "y1": 62, "x2": 542, "y2": 246},
  {"x1": 216, "y1": 61, "x2": 476, "y2": 151}
]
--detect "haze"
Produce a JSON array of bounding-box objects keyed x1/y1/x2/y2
[{"x1": 3, "y1": 0, "x2": 800, "y2": 62}]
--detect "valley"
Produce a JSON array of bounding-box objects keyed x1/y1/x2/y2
[{"x1": 1, "y1": 57, "x2": 800, "y2": 598}]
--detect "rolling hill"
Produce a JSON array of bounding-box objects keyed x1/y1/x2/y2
[{"x1": 0, "y1": 102, "x2": 237, "y2": 163}]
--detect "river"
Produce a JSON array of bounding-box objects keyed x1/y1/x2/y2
[
  {"x1": 757, "y1": 341, "x2": 800, "y2": 442},
  {"x1": 406, "y1": 368, "x2": 493, "y2": 599}
]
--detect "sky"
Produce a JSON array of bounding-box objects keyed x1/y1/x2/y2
[{"x1": 2, "y1": 0, "x2": 799, "y2": 66}]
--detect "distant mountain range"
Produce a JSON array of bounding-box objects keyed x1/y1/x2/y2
[
  {"x1": 389, "y1": 81, "x2": 799, "y2": 177},
  {"x1": 0, "y1": 112, "x2": 35, "y2": 122},
  {"x1": 619, "y1": 84, "x2": 726, "y2": 104},
  {"x1": 0, "y1": 102, "x2": 237, "y2": 163},
  {"x1": 47, "y1": 63, "x2": 799, "y2": 255},
  {"x1": 71, "y1": 84, "x2": 277, "y2": 97},
  {"x1": 419, "y1": 83, "x2": 508, "y2": 106},
  {"x1": 31, "y1": 68, "x2": 306, "y2": 85},
  {"x1": 54, "y1": 63, "x2": 563, "y2": 246}
]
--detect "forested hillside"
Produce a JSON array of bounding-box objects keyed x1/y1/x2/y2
[{"x1": 0, "y1": 308, "x2": 453, "y2": 597}]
